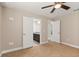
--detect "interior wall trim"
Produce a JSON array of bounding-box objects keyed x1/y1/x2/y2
[
  {"x1": 61, "y1": 42, "x2": 79, "y2": 49},
  {"x1": 40, "y1": 41, "x2": 48, "y2": 45},
  {"x1": 1, "y1": 47, "x2": 22, "y2": 55}
]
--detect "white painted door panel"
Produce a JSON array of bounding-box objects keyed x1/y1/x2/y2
[
  {"x1": 23, "y1": 16, "x2": 33, "y2": 49},
  {"x1": 51, "y1": 20, "x2": 60, "y2": 43}
]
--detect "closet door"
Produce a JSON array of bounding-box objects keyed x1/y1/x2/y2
[
  {"x1": 51, "y1": 20, "x2": 60, "y2": 43},
  {"x1": 23, "y1": 16, "x2": 33, "y2": 48}
]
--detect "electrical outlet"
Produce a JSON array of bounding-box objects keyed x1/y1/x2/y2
[
  {"x1": 9, "y1": 17, "x2": 14, "y2": 21},
  {"x1": 9, "y1": 42, "x2": 14, "y2": 46}
]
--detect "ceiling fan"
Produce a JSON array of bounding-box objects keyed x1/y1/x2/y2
[{"x1": 41, "y1": 2, "x2": 70, "y2": 13}]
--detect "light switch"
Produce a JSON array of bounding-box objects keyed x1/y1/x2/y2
[
  {"x1": 9, "y1": 42, "x2": 14, "y2": 46},
  {"x1": 9, "y1": 17, "x2": 14, "y2": 21}
]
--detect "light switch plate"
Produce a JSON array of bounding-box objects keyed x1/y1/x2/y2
[
  {"x1": 9, "y1": 42, "x2": 14, "y2": 46},
  {"x1": 9, "y1": 17, "x2": 14, "y2": 21}
]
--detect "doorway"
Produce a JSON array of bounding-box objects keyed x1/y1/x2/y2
[
  {"x1": 23, "y1": 16, "x2": 33, "y2": 49},
  {"x1": 33, "y1": 19, "x2": 41, "y2": 47},
  {"x1": 48, "y1": 20, "x2": 60, "y2": 43},
  {"x1": 23, "y1": 16, "x2": 41, "y2": 49}
]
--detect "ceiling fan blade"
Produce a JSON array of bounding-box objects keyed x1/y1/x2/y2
[
  {"x1": 61, "y1": 4, "x2": 70, "y2": 10},
  {"x1": 55, "y1": 2, "x2": 58, "y2": 4},
  {"x1": 62, "y1": 2, "x2": 66, "y2": 3},
  {"x1": 50, "y1": 8, "x2": 55, "y2": 13},
  {"x1": 41, "y1": 5, "x2": 53, "y2": 9}
]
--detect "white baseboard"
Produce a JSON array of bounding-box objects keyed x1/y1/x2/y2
[
  {"x1": 1, "y1": 47, "x2": 22, "y2": 54},
  {"x1": 49, "y1": 40, "x2": 60, "y2": 43},
  {"x1": 61, "y1": 42, "x2": 79, "y2": 49},
  {"x1": 40, "y1": 41, "x2": 48, "y2": 44}
]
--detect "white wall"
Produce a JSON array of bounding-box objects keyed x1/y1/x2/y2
[
  {"x1": 0, "y1": 7, "x2": 2, "y2": 54},
  {"x1": 57, "y1": 11, "x2": 79, "y2": 47},
  {"x1": 2, "y1": 7, "x2": 49, "y2": 51},
  {"x1": 33, "y1": 19, "x2": 40, "y2": 33},
  {"x1": 40, "y1": 19, "x2": 48, "y2": 44}
]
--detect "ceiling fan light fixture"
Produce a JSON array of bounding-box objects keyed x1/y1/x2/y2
[{"x1": 55, "y1": 4, "x2": 61, "y2": 8}]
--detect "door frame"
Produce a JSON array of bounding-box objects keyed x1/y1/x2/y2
[
  {"x1": 50, "y1": 20, "x2": 61, "y2": 43},
  {"x1": 33, "y1": 19, "x2": 42, "y2": 44}
]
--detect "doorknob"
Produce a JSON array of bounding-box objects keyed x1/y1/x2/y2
[
  {"x1": 51, "y1": 32, "x2": 52, "y2": 35},
  {"x1": 23, "y1": 33, "x2": 26, "y2": 35},
  {"x1": 51, "y1": 31, "x2": 53, "y2": 35}
]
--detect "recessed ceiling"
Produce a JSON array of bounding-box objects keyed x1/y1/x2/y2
[{"x1": 1, "y1": 2, "x2": 79, "y2": 19}]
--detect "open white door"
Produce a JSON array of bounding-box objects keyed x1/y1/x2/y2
[
  {"x1": 51, "y1": 20, "x2": 60, "y2": 43},
  {"x1": 23, "y1": 16, "x2": 33, "y2": 49}
]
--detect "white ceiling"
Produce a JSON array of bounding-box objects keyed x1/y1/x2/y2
[{"x1": 1, "y1": 2, "x2": 79, "y2": 19}]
